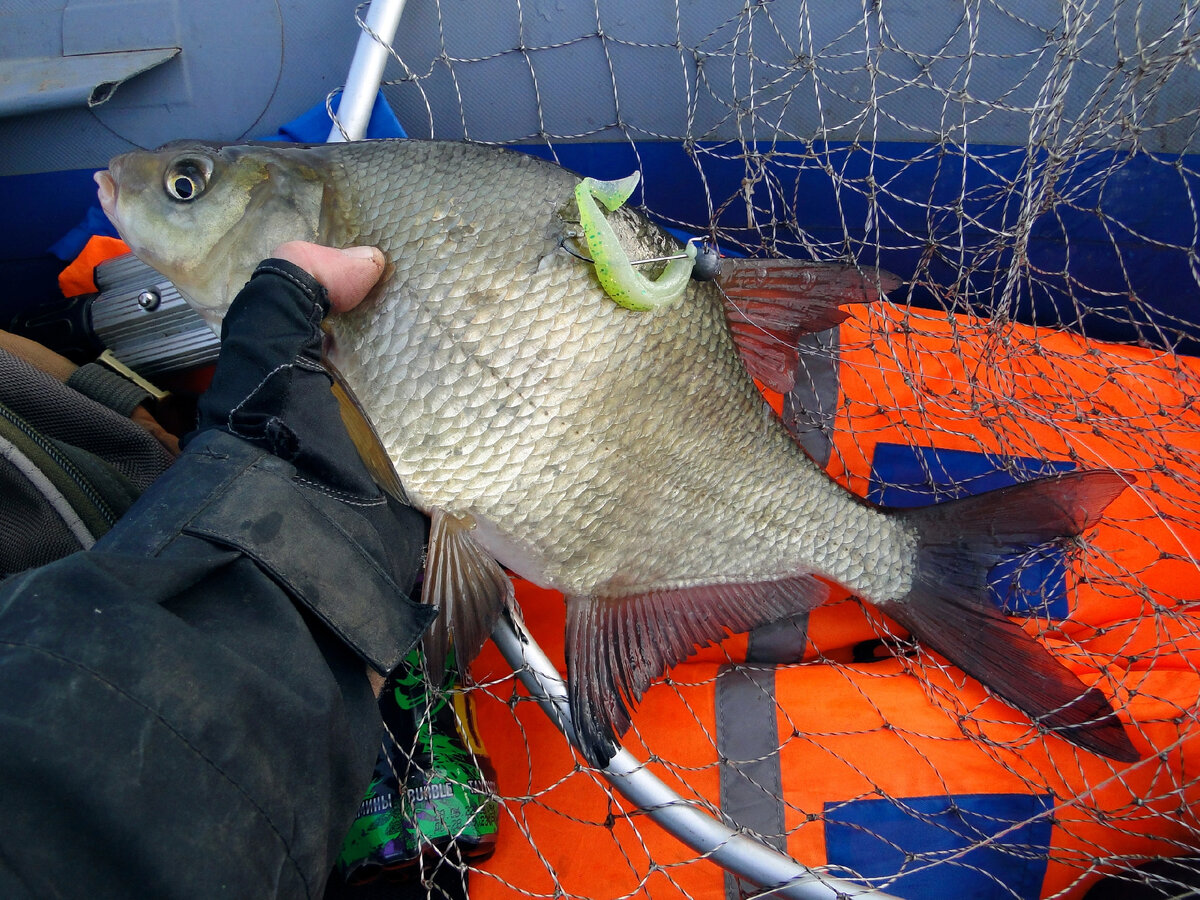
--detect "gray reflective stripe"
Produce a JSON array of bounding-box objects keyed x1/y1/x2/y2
[
  {"x1": 717, "y1": 665, "x2": 785, "y2": 899},
  {"x1": 747, "y1": 613, "x2": 810, "y2": 665},
  {"x1": 784, "y1": 328, "x2": 840, "y2": 468},
  {"x1": 717, "y1": 613, "x2": 811, "y2": 899},
  {"x1": 718, "y1": 325, "x2": 833, "y2": 898}
]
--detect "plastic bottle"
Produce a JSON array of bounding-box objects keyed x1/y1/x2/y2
[
  {"x1": 384, "y1": 646, "x2": 500, "y2": 866},
  {"x1": 335, "y1": 736, "x2": 419, "y2": 884},
  {"x1": 335, "y1": 646, "x2": 499, "y2": 886}
]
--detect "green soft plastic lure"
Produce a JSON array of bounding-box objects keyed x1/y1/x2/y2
[{"x1": 573, "y1": 173, "x2": 696, "y2": 311}]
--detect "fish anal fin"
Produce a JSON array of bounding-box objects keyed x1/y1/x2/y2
[
  {"x1": 719, "y1": 259, "x2": 898, "y2": 393},
  {"x1": 424, "y1": 508, "x2": 515, "y2": 682},
  {"x1": 566, "y1": 575, "x2": 833, "y2": 766},
  {"x1": 887, "y1": 469, "x2": 1139, "y2": 762}
]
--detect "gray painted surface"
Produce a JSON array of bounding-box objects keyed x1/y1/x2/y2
[
  {"x1": 0, "y1": 48, "x2": 178, "y2": 117},
  {"x1": 1, "y1": 0, "x2": 1196, "y2": 176},
  {"x1": 0, "y1": 0, "x2": 364, "y2": 175},
  {"x1": 383, "y1": 0, "x2": 1199, "y2": 154}
]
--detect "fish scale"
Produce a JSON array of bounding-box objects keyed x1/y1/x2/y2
[{"x1": 97, "y1": 138, "x2": 1138, "y2": 765}]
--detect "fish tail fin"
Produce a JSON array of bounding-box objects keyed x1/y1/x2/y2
[{"x1": 879, "y1": 469, "x2": 1138, "y2": 762}]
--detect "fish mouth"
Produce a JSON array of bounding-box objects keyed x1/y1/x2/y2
[{"x1": 94, "y1": 167, "x2": 119, "y2": 226}]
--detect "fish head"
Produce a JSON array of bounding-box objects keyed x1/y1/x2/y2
[{"x1": 95, "y1": 141, "x2": 332, "y2": 332}]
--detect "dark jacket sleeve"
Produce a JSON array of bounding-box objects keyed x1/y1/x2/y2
[{"x1": 0, "y1": 267, "x2": 435, "y2": 899}]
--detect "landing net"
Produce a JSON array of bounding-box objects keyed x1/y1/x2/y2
[{"x1": 354, "y1": 1, "x2": 1200, "y2": 897}]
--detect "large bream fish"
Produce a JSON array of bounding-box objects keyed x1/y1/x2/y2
[{"x1": 95, "y1": 140, "x2": 1137, "y2": 764}]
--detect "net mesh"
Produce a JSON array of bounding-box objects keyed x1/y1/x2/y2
[{"x1": 352, "y1": 1, "x2": 1200, "y2": 897}]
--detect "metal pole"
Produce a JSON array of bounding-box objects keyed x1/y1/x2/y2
[
  {"x1": 489, "y1": 612, "x2": 893, "y2": 900},
  {"x1": 328, "y1": 0, "x2": 407, "y2": 142}
]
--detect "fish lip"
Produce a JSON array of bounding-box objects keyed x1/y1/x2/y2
[{"x1": 94, "y1": 167, "x2": 118, "y2": 225}]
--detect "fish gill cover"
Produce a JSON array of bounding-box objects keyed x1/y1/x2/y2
[{"x1": 319, "y1": 1, "x2": 1200, "y2": 897}]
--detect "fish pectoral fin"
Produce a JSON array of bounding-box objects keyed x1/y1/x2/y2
[
  {"x1": 326, "y1": 358, "x2": 410, "y2": 506},
  {"x1": 423, "y1": 507, "x2": 515, "y2": 682},
  {"x1": 719, "y1": 258, "x2": 899, "y2": 393},
  {"x1": 565, "y1": 576, "x2": 832, "y2": 767}
]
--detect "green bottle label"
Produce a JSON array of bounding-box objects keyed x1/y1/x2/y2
[
  {"x1": 389, "y1": 651, "x2": 500, "y2": 849},
  {"x1": 337, "y1": 646, "x2": 499, "y2": 883},
  {"x1": 336, "y1": 756, "x2": 418, "y2": 877}
]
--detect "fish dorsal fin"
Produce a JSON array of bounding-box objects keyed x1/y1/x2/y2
[
  {"x1": 565, "y1": 575, "x2": 833, "y2": 766},
  {"x1": 423, "y1": 508, "x2": 515, "y2": 681},
  {"x1": 326, "y1": 359, "x2": 410, "y2": 506},
  {"x1": 718, "y1": 259, "x2": 899, "y2": 393}
]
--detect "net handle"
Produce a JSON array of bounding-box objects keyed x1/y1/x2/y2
[{"x1": 328, "y1": 0, "x2": 408, "y2": 142}]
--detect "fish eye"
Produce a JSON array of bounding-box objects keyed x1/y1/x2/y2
[{"x1": 164, "y1": 157, "x2": 212, "y2": 202}]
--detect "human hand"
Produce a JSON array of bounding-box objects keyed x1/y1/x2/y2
[
  {"x1": 269, "y1": 242, "x2": 386, "y2": 313},
  {"x1": 186, "y1": 242, "x2": 387, "y2": 499},
  {"x1": 178, "y1": 243, "x2": 430, "y2": 685}
]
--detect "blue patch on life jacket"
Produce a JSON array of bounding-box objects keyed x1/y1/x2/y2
[
  {"x1": 823, "y1": 793, "x2": 1055, "y2": 899},
  {"x1": 867, "y1": 443, "x2": 1076, "y2": 618}
]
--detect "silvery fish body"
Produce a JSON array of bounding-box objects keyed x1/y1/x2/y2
[
  {"x1": 96, "y1": 139, "x2": 1136, "y2": 764},
  {"x1": 333, "y1": 143, "x2": 911, "y2": 599}
]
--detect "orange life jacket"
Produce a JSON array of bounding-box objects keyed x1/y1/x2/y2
[{"x1": 469, "y1": 302, "x2": 1200, "y2": 899}]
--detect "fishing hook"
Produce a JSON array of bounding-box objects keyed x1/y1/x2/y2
[{"x1": 559, "y1": 234, "x2": 723, "y2": 282}]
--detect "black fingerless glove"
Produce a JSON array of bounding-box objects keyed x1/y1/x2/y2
[
  {"x1": 188, "y1": 258, "x2": 376, "y2": 499},
  {"x1": 158, "y1": 258, "x2": 434, "y2": 673}
]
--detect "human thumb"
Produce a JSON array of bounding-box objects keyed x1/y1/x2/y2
[{"x1": 270, "y1": 242, "x2": 386, "y2": 313}]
